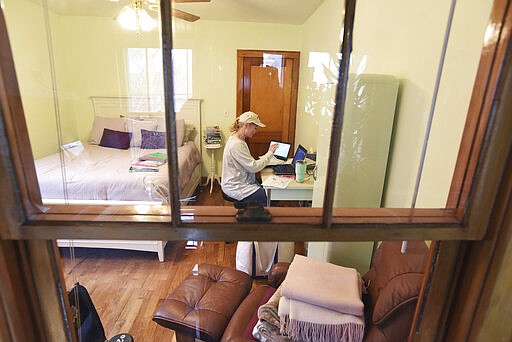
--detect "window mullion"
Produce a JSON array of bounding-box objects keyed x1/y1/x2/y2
[
  {"x1": 160, "y1": 0, "x2": 181, "y2": 226},
  {"x1": 323, "y1": 0, "x2": 356, "y2": 228}
]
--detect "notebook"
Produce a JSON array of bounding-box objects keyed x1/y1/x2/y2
[
  {"x1": 270, "y1": 140, "x2": 292, "y2": 161},
  {"x1": 273, "y1": 144, "x2": 308, "y2": 175}
]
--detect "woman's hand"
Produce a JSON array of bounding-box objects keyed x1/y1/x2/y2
[{"x1": 269, "y1": 143, "x2": 279, "y2": 153}]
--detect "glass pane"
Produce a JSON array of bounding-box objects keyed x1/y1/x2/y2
[
  {"x1": 4, "y1": 0, "x2": 495, "y2": 220},
  {"x1": 330, "y1": 0, "x2": 493, "y2": 209},
  {"x1": 59, "y1": 239, "x2": 430, "y2": 339},
  {"x1": 171, "y1": 0, "x2": 341, "y2": 209},
  {"x1": 2, "y1": 0, "x2": 192, "y2": 212}
]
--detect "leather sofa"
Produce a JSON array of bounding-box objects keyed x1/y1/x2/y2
[{"x1": 154, "y1": 241, "x2": 429, "y2": 342}]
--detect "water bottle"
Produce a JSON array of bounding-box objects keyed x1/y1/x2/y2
[{"x1": 295, "y1": 160, "x2": 306, "y2": 183}]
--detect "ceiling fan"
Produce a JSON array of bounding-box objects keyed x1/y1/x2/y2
[{"x1": 147, "y1": 0, "x2": 212, "y2": 22}]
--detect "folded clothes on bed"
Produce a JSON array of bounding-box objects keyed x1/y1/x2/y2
[{"x1": 281, "y1": 254, "x2": 364, "y2": 316}]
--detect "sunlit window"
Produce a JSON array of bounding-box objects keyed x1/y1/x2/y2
[
  {"x1": 126, "y1": 48, "x2": 192, "y2": 112},
  {"x1": 172, "y1": 49, "x2": 193, "y2": 111}
]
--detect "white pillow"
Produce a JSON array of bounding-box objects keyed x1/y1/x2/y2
[
  {"x1": 125, "y1": 119, "x2": 158, "y2": 147},
  {"x1": 90, "y1": 117, "x2": 127, "y2": 144},
  {"x1": 134, "y1": 115, "x2": 166, "y2": 131}
]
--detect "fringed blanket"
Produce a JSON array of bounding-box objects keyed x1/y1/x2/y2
[
  {"x1": 281, "y1": 255, "x2": 364, "y2": 316},
  {"x1": 278, "y1": 255, "x2": 365, "y2": 342},
  {"x1": 278, "y1": 296, "x2": 364, "y2": 342}
]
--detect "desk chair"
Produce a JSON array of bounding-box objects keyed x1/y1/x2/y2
[{"x1": 221, "y1": 191, "x2": 240, "y2": 205}]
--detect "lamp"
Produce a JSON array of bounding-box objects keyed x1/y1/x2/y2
[{"x1": 117, "y1": 0, "x2": 156, "y2": 33}]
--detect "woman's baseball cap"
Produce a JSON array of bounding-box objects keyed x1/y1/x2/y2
[{"x1": 238, "y1": 111, "x2": 266, "y2": 127}]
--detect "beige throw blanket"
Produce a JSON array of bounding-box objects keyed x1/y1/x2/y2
[
  {"x1": 281, "y1": 254, "x2": 364, "y2": 316},
  {"x1": 278, "y1": 255, "x2": 365, "y2": 342},
  {"x1": 278, "y1": 296, "x2": 364, "y2": 342}
]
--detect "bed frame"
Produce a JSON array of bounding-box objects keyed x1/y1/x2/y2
[{"x1": 56, "y1": 97, "x2": 202, "y2": 262}]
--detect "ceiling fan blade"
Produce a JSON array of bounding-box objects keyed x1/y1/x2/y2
[{"x1": 172, "y1": 8, "x2": 200, "y2": 22}]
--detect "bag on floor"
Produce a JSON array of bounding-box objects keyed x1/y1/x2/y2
[
  {"x1": 68, "y1": 282, "x2": 106, "y2": 342},
  {"x1": 68, "y1": 282, "x2": 134, "y2": 342}
]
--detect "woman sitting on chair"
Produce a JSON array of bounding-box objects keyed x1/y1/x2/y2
[{"x1": 221, "y1": 111, "x2": 278, "y2": 206}]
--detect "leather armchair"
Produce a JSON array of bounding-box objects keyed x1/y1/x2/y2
[{"x1": 222, "y1": 241, "x2": 428, "y2": 342}]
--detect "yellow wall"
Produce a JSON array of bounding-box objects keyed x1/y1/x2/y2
[
  {"x1": 172, "y1": 20, "x2": 302, "y2": 174},
  {"x1": 3, "y1": 0, "x2": 74, "y2": 159},
  {"x1": 349, "y1": 0, "x2": 493, "y2": 208},
  {"x1": 52, "y1": 15, "x2": 162, "y2": 143}
]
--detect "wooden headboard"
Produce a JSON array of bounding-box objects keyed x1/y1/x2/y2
[{"x1": 89, "y1": 96, "x2": 202, "y2": 148}]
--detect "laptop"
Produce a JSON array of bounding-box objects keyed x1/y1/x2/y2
[
  {"x1": 273, "y1": 144, "x2": 308, "y2": 175},
  {"x1": 270, "y1": 140, "x2": 292, "y2": 161}
]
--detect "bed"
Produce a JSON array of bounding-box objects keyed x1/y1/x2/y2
[{"x1": 35, "y1": 97, "x2": 203, "y2": 261}]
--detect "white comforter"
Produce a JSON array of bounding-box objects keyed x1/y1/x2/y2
[{"x1": 35, "y1": 142, "x2": 201, "y2": 202}]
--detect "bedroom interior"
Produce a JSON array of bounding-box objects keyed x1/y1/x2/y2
[
  {"x1": 4, "y1": 0, "x2": 490, "y2": 211},
  {"x1": 1, "y1": 0, "x2": 507, "y2": 340}
]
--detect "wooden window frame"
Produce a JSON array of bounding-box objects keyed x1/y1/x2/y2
[
  {"x1": 1, "y1": 1, "x2": 512, "y2": 341},
  {"x1": 0, "y1": 0, "x2": 511, "y2": 244}
]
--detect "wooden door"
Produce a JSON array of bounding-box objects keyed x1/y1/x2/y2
[{"x1": 237, "y1": 50, "x2": 300, "y2": 158}]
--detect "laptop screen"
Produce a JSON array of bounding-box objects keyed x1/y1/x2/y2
[
  {"x1": 270, "y1": 140, "x2": 291, "y2": 161},
  {"x1": 292, "y1": 145, "x2": 308, "y2": 165}
]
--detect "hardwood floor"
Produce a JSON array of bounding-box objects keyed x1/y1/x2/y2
[
  {"x1": 61, "y1": 240, "x2": 238, "y2": 341},
  {"x1": 59, "y1": 182, "x2": 287, "y2": 341}
]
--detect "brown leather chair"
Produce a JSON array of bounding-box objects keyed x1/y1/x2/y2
[
  {"x1": 153, "y1": 264, "x2": 252, "y2": 341},
  {"x1": 363, "y1": 241, "x2": 428, "y2": 341}
]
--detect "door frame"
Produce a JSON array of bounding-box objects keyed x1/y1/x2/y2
[{"x1": 236, "y1": 49, "x2": 300, "y2": 152}]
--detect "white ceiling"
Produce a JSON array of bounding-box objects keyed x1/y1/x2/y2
[{"x1": 41, "y1": 0, "x2": 326, "y2": 25}]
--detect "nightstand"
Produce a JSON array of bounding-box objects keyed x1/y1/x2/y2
[{"x1": 204, "y1": 143, "x2": 221, "y2": 194}]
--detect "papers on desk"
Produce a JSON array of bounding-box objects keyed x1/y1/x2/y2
[{"x1": 262, "y1": 175, "x2": 292, "y2": 189}]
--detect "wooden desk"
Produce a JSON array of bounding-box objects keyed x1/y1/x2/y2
[{"x1": 261, "y1": 168, "x2": 314, "y2": 206}]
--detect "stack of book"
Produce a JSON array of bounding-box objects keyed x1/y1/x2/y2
[
  {"x1": 205, "y1": 126, "x2": 222, "y2": 146},
  {"x1": 129, "y1": 152, "x2": 167, "y2": 172}
]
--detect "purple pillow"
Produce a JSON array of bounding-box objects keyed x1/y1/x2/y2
[
  {"x1": 140, "y1": 129, "x2": 167, "y2": 149},
  {"x1": 99, "y1": 128, "x2": 132, "y2": 149}
]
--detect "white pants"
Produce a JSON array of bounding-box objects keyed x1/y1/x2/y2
[{"x1": 236, "y1": 241, "x2": 277, "y2": 277}]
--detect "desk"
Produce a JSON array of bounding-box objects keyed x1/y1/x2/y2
[
  {"x1": 204, "y1": 143, "x2": 221, "y2": 194},
  {"x1": 261, "y1": 168, "x2": 314, "y2": 206}
]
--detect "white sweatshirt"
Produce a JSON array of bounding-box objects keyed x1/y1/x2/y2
[{"x1": 221, "y1": 135, "x2": 273, "y2": 200}]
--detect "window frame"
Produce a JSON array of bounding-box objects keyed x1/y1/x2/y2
[{"x1": 0, "y1": 0, "x2": 511, "y2": 243}]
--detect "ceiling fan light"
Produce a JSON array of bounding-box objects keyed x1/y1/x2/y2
[
  {"x1": 117, "y1": 1, "x2": 156, "y2": 33},
  {"x1": 137, "y1": 8, "x2": 156, "y2": 31},
  {"x1": 117, "y1": 5, "x2": 138, "y2": 31}
]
